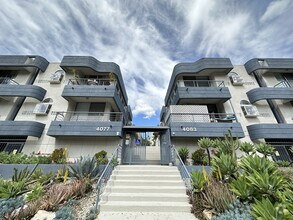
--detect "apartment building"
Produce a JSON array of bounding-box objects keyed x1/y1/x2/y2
[
  {"x1": 0, "y1": 55, "x2": 131, "y2": 159},
  {"x1": 0, "y1": 55, "x2": 292, "y2": 163},
  {"x1": 160, "y1": 58, "x2": 293, "y2": 162}
]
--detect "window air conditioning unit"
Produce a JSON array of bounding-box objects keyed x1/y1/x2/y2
[
  {"x1": 33, "y1": 103, "x2": 52, "y2": 116},
  {"x1": 49, "y1": 70, "x2": 64, "y2": 84},
  {"x1": 230, "y1": 75, "x2": 244, "y2": 86},
  {"x1": 242, "y1": 105, "x2": 259, "y2": 118}
]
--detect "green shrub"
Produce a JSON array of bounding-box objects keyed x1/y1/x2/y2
[
  {"x1": 178, "y1": 147, "x2": 189, "y2": 164},
  {"x1": 54, "y1": 206, "x2": 74, "y2": 220},
  {"x1": 0, "y1": 179, "x2": 30, "y2": 199},
  {"x1": 95, "y1": 150, "x2": 109, "y2": 164},
  {"x1": 251, "y1": 198, "x2": 291, "y2": 220},
  {"x1": 211, "y1": 200, "x2": 254, "y2": 220},
  {"x1": 37, "y1": 156, "x2": 52, "y2": 164},
  {"x1": 191, "y1": 170, "x2": 208, "y2": 193},
  {"x1": 211, "y1": 153, "x2": 238, "y2": 182},
  {"x1": 26, "y1": 183, "x2": 44, "y2": 203},
  {"x1": 0, "y1": 151, "x2": 39, "y2": 164},
  {"x1": 50, "y1": 148, "x2": 67, "y2": 164},
  {"x1": 198, "y1": 138, "x2": 213, "y2": 165},
  {"x1": 240, "y1": 155, "x2": 278, "y2": 175},
  {"x1": 191, "y1": 149, "x2": 207, "y2": 165},
  {"x1": 276, "y1": 160, "x2": 292, "y2": 167}
]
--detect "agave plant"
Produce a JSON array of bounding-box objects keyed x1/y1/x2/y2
[
  {"x1": 198, "y1": 138, "x2": 214, "y2": 165},
  {"x1": 68, "y1": 156, "x2": 100, "y2": 182},
  {"x1": 240, "y1": 155, "x2": 278, "y2": 175},
  {"x1": 251, "y1": 198, "x2": 291, "y2": 220},
  {"x1": 190, "y1": 169, "x2": 208, "y2": 193},
  {"x1": 239, "y1": 142, "x2": 255, "y2": 156},
  {"x1": 211, "y1": 153, "x2": 238, "y2": 182},
  {"x1": 255, "y1": 143, "x2": 276, "y2": 158},
  {"x1": 229, "y1": 175, "x2": 254, "y2": 201},
  {"x1": 178, "y1": 147, "x2": 189, "y2": 164}
]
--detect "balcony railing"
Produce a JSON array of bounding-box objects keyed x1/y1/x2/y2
[
  {"x1": 0, "y1": 77, "x2": 19, "y2": 85},
  {"x1": 166, "y1": 113, "x2": 237, "y2": 124},
  {"x1": 274, "y1": 80, "x2": 293, "y2": 88},
  {"x1": 68, "y1": 78, "x2": 116, "y2": 86},
  {"x1": 176, "y1": 80, "x2": 225, "y2": 88},
  {"x1": 54, "y1": 111, "x2": 123, "y2": 122}
]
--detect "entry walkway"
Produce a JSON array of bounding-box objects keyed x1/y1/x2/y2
[{"x1": 97, "y1": 165, "x2": 197, "y2": 220}]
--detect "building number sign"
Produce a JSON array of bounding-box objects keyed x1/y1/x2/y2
[
  {"x1": 96, "y1": 127, "x2": 111, "y2": 131},
  {"x1": 181, "y1": 127, "x2": 197, "y2": 132}
]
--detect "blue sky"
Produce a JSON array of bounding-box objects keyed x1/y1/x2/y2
[{"x1": 1, "y1": 0, "x2": 293, "y2": 125}]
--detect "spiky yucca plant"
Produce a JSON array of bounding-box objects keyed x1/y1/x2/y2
[{"x1": 198, "y1": 138, "x2": 214, "y2": 165}]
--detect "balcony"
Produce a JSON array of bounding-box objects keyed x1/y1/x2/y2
[
  {"x1": 62, "y1": 78, "x2": 125, "y2": 113},
  {"x1": 246, "y1": 82, "x2": 293, "y2": 104},
  {"x1": 168, "y1": 80, "x2": 231, "y2": 105},
  {"x1": 247, "y1": 124, "x2": 293, "y2": 140},
  {"x1": 0, "y1": 121, "x2": 45, "y2": 138},
  {"x1": 0, "y1": 77, "x2": 46, "y2": 101},
  {"x1": 47, "y1": 112, "x2": 124, "y2": 137},
  {"x1": 166, "y1": 113, "x2": 244, "y2": 138}
]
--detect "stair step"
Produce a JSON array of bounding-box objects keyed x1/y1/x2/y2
[
  {"x1": 108, "y1": 179, "x2": 184, "y2": 187},
  {"x1": 111, "y1": 174, "x2": 181, "y2": 181},
  {"x1": 98, "y1": 212, "x2": 197, "y2": 220},
  {"x1": 105, "y1": 186, "x2": 187, "y2": 194},
  {"x1": 116, "y1": 165, "x2": 177, "y2": 170},
  {"x1": 99, "y1": 201, "x2": 191, "y2": 212},
  {"x1": 101, "y1": 192, "x2": 189, "y2": 202},
  {"x1": 113, "y1": 170, "x2": 179, "y2": 175}
]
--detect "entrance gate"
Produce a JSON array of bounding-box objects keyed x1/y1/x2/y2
[{"x1": 122, "y1": 126, "x2": 170, "y2": 165}]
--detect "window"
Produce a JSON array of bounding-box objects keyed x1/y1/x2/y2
[{"x1": 240, "y1": 100, "x2": 259, "y2": 118}]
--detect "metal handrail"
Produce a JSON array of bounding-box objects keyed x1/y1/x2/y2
[
  {"x1": 170, "y1": 145, "x2": 193, "y2": 194},
  {"x1": 95, "y1": 145, "x2": 121, "y2": 213},
  {"x1": 274, "y1": 80, "x2": 292, "y2": 88},
  {"x1": 167, "y1": 112, "x2": 237, "y2": 124},
  {"x1": 68, "y1": 78, "x2": 117, "y2": 86},
  {"x1": 176, "y1": 80, "x2": 225, "y2": 87},
  {"x1": 54, "y1": 111, "x2": 123, "y2": 122},
  {"x1": 0, "y1": 77, "x2": 19, "y2": 85}
]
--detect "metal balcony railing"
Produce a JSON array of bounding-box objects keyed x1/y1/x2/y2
[
  {"x1": 54, "y1": 111, "x2": 123, "y2": 122},
  {"x1": 166, "y1": 113, "x2": 237, "y2": 124},
  {"x1": 274, "y1": 80, "x2": 293, "y2": 88},
  {"x1": 0, "y1": 77, "x2": 19, "y2": 85},
  {"x1": 176, "y1": 80, "x2": 225, "y2": 88},
  {"x1": 68, "y1": 78, "x2": 117, "y2": 86}
]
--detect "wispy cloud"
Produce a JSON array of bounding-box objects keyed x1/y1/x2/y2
[{"x1": 1, "y1": 0, "x2": 293, "y2": 121}]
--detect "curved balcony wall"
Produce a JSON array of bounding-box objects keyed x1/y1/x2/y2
[
  {"x1": 247, "y1": 87, "x2": 293, "y2": 104},
  {"x1": 247, "y1": 124, "x2": 293, "y2": 140},
  {"x1": 0, "y1": 84, "x2": 47, "y2": 101},
  {"x1": 0, "y1": 121, "x2": 45, "y2": 138}
]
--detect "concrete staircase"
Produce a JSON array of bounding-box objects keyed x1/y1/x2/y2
[{"x1": 98, "y1": 165, "x2": 196, "y2": 220}]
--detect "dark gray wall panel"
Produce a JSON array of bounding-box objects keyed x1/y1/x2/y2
[
  {"x1": 165, "y1": 58, "x2": 233, "y2": 104},
  {"x1": 60, "y1": 56, "x2": 128, "y2": 103},
  {"x1": 0, "y1": 85, "x2": 46, "y2": 101},
  {"x1": 0, "y1": 121, "x2": 45, "y2": 138},
  {"x1": 62, "y1": 85, "x2": 124, "y2": 113},
  {"x1": 244, "y1": 58, "x2": 293, "y2": 75},
  {"x1": 247, "y1": 87, "x2": 293, "y2": 103},
  {"x1": 47, "y1": 121, "x2": 123, "y2": 137},
  {"x1": 0, "y1": 55, "x2": 49, "y2": 72},
  {"x1": 247, "y1": 124, "x2": 293, "y2": 140},
  {"x1": 169, "y1": 122, "x2": 244, "y2": 138},
  {"x1": 172, "y1": 87, "x2": 231, "y2": 104}
]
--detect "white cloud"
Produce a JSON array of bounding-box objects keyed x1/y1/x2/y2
[{"x1": 1, "y1": 0, "x2": 293, "y2": 121}]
